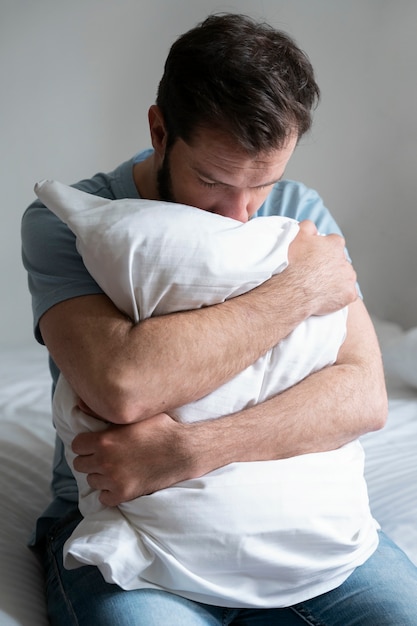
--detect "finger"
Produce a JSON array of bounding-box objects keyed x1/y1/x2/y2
[
  {"x1": 99, "y1": 490, "x2": 122, "y2": 508},
  {"x1": 325, "y1": 231, "x2": 346, "y2": 248},
  {"x1": 298, "y1": 219, "x2": 318, "y2": 235},
  {"x1": 73, "y1": 453, "x2": 97, "y2": 474},
  {"x1": 71, "y1": 431, "x2": 99, "y2": 455},
  {"x1": 86, "y1": 472, "x2": 108, "y2": 491}
]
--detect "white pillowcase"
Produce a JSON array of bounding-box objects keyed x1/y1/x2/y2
[
  {"x1": 35, "y1": 180, "x2": 299, "y2": 321},
  {"x1": 371, "y1": 316, "x2": 417, "y2": 389},
  {"x1": 35, "y1": 179, "x2": 347, "y2": 419},
  {"x1": 383, "y1": 327, "x2": 417, "y2": 389},
  {"x1": 33, "y1": 179, "x2": 376, "y2": 610}
]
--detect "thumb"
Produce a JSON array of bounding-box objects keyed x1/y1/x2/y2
[{"x1": 298, "y1": 219, "x2": 318, "y2": 236}]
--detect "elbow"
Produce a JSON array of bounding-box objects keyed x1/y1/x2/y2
[
  {"x1": 368, "y1": 387, "x2": 389, "y2": 433},
  {"x1": 78, "y1": 351, "x2": 169, "y2": 425},
  {"x1": 87, "y1": 370, "x2": 151, "y2": 425},
  {"x1": 101, "y1": 394, "x2": 148, "y2": 425}
]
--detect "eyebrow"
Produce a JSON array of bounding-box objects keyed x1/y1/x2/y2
[{"x1": 194, "y1": 166, "x2": 281, "y2": 189}]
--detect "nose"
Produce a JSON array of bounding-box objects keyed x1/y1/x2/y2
[{"x1": 211, "y1": 190, "x2": 253, "y2": 223}]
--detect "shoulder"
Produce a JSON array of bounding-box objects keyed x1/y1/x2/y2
[
  {"x1": 22, "y1": 156, "x2": 140, "y2": 250},
  {"x1": 256, "y1": 180, "x2": 343, "y2": 236},
  {"x1": 73, "y1": 154, "x2": 143, "y2": 200},
  {"x1": 21, "y1": 159, "x2": 135, "y2": 342}
]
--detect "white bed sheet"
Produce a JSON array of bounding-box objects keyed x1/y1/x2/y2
[
  {"x1": 0, "y1": 324, "x2": 416, "y2": 625},
  {"x1": 0, "y1": 346, "x2": 53, "y2": 626}
]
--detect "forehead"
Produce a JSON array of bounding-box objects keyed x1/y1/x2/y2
[{"x1": 173, "y1": 128, "x2": 297, "y2": 186}]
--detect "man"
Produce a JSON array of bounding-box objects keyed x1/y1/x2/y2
[{"x1": 22, "y1": 13, "x2": 417, "y2": 625}]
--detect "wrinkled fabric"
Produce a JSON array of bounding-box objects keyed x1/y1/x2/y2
[{"x1": 35, "y1": 180, "x2": 378, "y2": 607}]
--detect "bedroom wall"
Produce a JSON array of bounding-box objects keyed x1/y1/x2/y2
[{"x1": 1, "y1": 0, "x2": 416, "y2": 347}]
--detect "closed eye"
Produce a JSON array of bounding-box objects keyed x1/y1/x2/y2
[
  {"x1": 200, "y1": 180, "x2": 218, "y2": 189},
  {"x1": 256, "y1": 183, "x2": 275, "y2": 190}
]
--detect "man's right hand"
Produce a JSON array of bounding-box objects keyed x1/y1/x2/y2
[{"x1": 72, "y1": 412, "x2": 198, "y2": 505}]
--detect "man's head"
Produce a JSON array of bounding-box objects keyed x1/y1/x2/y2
[
  {"x1": 145, "y1": 13, "x2": 320, "y2": 221},
  {"x1": 157, "y1": 13, "x2": 320, "y2": 153}
]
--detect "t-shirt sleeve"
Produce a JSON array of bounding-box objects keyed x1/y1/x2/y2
[
  {"x1": 21, "y1": 199, "x2": 104, "y2": 344},
  {"x1": 257, "y1": 181, "x2": 343, "y2": 235},
  {"x1": 257, "y1": 180, "x2": 362, "y2": 296}
]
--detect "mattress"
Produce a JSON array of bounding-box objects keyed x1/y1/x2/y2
[
  {"x1": 0, "y1": 320, "x2": 416, "y2": 624},
  {"x1": 0, "y1": 346, "x2": 53, "y2": 626}
]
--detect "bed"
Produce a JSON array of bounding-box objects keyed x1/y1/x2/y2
[{"x1": 0, "y1": 318, "x2": 416, "y2": 625}]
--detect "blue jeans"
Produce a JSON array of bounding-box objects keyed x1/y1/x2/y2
[{"x1": 40, "y1": 508, "x2": 417, "y2": 625}]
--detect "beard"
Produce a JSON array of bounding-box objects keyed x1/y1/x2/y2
[{"x1": 156, "y1": 151, "x2": 176, "y2": 203}]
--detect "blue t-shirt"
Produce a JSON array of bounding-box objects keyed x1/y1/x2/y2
[{"x1": 21, "y1": 149, "x2": 346, "y2": 540}]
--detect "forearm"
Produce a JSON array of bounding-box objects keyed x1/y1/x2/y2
[
  {"x1": 181, "y1": 299, "x2": 388, "y2": 476},
  {"x1": 41, "y1": 223, "x2": 357, "y2": 424},
  {"x1": 75, "y1": 300, "x2": 388, "y2": 506},
  {"x1": 185, "y1": 357, "x2": 386, "y2": 477},
  {"x1": 40, "y1": 274, "x2": 313, "y2": 424}
]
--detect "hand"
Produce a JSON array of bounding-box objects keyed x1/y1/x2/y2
[
  {"x1": 287, "y1": 220, "x2": 358, "y2": 315},
  {"x1": 72, "y1": 412, "x2": 194, "y2": 506}
]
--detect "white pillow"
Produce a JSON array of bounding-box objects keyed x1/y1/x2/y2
[
  {"x1": 34, "y1": 179, "x2": 358, "y2": 608},
  {"x1": 35, "y1": 180, "x2": 297, "y2": 323},
  {"x1": 35, "y1": 179, "x2": 347, "y2": 419},
  {"x1": 383, "y1": 327, "x2": 417, "y2": 389}
]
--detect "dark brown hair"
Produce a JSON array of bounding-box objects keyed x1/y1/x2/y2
[{"x1": 156, "y1": 13, "x2": 320, "y2": 153}]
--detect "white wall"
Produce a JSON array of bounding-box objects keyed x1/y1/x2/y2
[{"x1": 1, "y1": 0, "x2": 416, "y2": 346}]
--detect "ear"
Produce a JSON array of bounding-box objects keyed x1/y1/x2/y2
[{"x1": 148, "y1": 105, "x2": 168, "y2": 159}]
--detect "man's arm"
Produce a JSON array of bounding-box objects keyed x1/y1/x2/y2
[
  {"x1": 40, "y1": 221, "x2": 355, "y2": 424},
  {"x1": 41, "y1": 223, "x2": 385, "y2": 505},
  {"x1": 71, "y1": 298, "x2": 387, "y2": 505}
]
